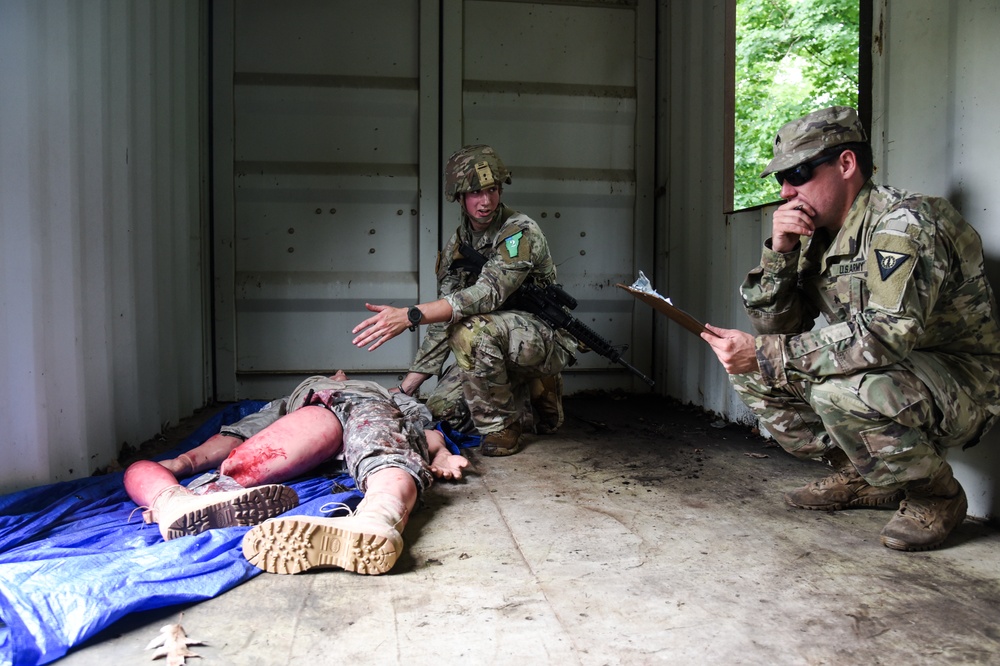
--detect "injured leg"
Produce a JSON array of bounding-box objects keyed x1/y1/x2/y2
[
  {"x1": 124, "y1": 460, "x2": 298, "y2": 541},
  {"x1": 241, "y1": 467, "x2": 415, "y2": 575},
  {"x1": 221, "y1": 405, "x2": 345, "y2": 487}
]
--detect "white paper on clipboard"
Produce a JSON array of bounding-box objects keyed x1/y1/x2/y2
[{"x1": 616, "y1": 271, "x2": 715, "y2": 338}]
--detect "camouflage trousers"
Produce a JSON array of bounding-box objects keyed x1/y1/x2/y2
[
  {"x1": 730, "y1": 355, "x2": 992, "y2": 486},
  {"x1": 291, "y1": 378, "x2": 434, "y2": 494},
  {"x1": 427, "y1": 310, "x2": 575, "y2": 435}
]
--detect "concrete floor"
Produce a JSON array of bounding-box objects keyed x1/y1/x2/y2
[{"x1": 59, "y1": 394, "x2": 1000, "y2": 665}]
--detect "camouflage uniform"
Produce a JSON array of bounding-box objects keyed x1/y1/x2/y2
[
  {"x1": 221, "y1": 376, "x2": 434, "y2": 494},
  {"x1": 732, "y1": 180, "x2": 1000, "y2": 487},
  {"x1": 410, "y1": 203, "x2": 577, "y2": 434}
]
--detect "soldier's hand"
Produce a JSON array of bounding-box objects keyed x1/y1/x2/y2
[
  {"x1": 352, "y1": 303, "x2": 407, "y2": 352},
  {"x1": 770, "y1": 200, "x2": 816, "y2": 253},
  {"x1": 701, "y1": 324, "x2": 759, "y2": 375}
]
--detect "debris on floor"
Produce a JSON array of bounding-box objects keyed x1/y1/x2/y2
[{"x1": 145, "y1": 618, "x2": 203, "y2": 666}]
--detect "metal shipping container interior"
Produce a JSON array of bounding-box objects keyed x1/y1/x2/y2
[{"x1": 2, "y1": 0, "x2": 1000, "y2": 660}]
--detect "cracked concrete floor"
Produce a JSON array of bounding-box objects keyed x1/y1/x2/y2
[{"x1": 60, "y1": 393, "x2": 1000, "y2": 665}]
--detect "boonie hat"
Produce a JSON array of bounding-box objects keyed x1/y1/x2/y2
[{"x1": 760, "y1": 106, "x2": 868, "y2": 177}]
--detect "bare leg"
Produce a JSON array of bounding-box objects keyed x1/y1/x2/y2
[
  {"x1": 123, "y1": 458, "x2": 298, "y2": 540},
  {"x1": 359, "y1": 467, "x2": 418, "y2": 531},
  {"x1": 424, "y1": 429, "x2": 469, "y2": 481},
  {"x1": 221, "y1": 406, "x2": 344, "y2": 486},
  {"x1": 158, "y1": 434, "x2": 244, "y2": 478},
  {"x1": 124, "y1": 460, "x2": 182, "y2": 507}
]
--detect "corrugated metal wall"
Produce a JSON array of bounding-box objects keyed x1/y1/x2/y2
[
  {"x1": 0, "y1": 1, "x2": 208, "y2": 493},
  {"x1": 869, "y1": 0, "x2": 1000, "y2": 519},
  {"x1": 214, "y1": 0, "x2": 428, "y2": 401},
  {"x1": 214, "y1": 0, "x2": 657, "y2": 400},
  {"x1": 3, "y1": 0, "x2": 999, "y2": 517},
  {"x1": 657, "y1": 0, "x2": 759, "y2": 423},
  {"x1": 451, "y1": 0, "x2": 656, "y2": 393}
]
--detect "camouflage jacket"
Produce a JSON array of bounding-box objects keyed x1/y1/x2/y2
[
  {"x1": 409, "y1": 203, "x2": 569, "y2": 375},
  {"x1": 743, "y1": 182, "x2": 1000, "y2": 405},
  {"x1": 220, "y1": 376, "x2": 433, "y2": 440}
]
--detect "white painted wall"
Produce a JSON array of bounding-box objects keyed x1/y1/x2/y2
[
  {"x1": 870, "y1": 0, "x2": 1000, "y2": 518},
  {"x1": 0, "y1": 1, "x2": 209, "y2": 493}
]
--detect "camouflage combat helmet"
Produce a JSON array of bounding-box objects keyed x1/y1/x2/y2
[
  {"x1": 761, "y1": 106, "x2": 868, "y2": 177},
  {"x1": 444, "y1": 144, "x2": 512, "y2": 202}
]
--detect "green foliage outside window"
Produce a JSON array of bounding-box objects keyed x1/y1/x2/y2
[{"x1": 735, "y1": 0, "x2": 860, "y2": 210}]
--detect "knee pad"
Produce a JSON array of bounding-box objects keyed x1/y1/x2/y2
[{"x1": 450, "y1": 315, "x2": 491, "y2": 370}]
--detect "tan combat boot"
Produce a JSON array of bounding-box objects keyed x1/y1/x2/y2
[
  {"x1": 783, "y1": 449, "x2": 903, "y2": 511},
  {"x1": 242, "y1": 492, "x2": 406, "y2": 575},
  {"x1": 880, "y1": 465, "x2": 967, "y2": 552},
  {"x1": 480, "y1": 422, "x2": 523, "y2": 456},
  {"x1": 145, "y1": 483, "x2": 299, "y2": 541},
  {"x1": 530, "y1": 374, "x2": 564, "y2": 434}
]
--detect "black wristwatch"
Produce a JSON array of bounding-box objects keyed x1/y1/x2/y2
[{"x1": 407, "y1": 305, "x2": 423, "y2": 331}]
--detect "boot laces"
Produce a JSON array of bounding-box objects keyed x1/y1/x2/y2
[
  {"x1": 129, "y1": 484, "x2": 184, "y2": 527},
  {"x1": 896, "y1": 497, "x2": 932, "y2": 526},
  {"x1": 319, "y1": 501, "x2": 356, "y2": 517},
  {"x1": 812, "y1": 470, "x2": 861, "y2": 490}
]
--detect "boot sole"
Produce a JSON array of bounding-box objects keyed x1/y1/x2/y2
[
  {"x1": 784, "y1": 489, "x2": 904, "y2": 511},
  {"x1": 480, "y1": 445, "x2": 520, "y2": 457},
  {"x1": 880, "y1": 534, "x2": 947, "y2": 552},
  {"x1": 242, "y1": 517, "x2": 400, "y2": 575},
  {"x1": 164, "y1": 485, "x2": 299, "y2": 539}
]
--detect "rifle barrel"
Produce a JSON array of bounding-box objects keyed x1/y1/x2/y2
[{"x1": 618, "y1": 359, "x2": 656, "y2": 387}]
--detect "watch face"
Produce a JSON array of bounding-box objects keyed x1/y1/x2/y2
[{"x1": 409, "y1": 307, "x2": 422, "y2": 325}]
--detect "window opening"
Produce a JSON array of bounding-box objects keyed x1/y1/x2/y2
[{"x1": 733, "y1": 0, "x2": 861, "y2": 210}]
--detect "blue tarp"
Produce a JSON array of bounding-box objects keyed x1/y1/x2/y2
[{"x1": 0, "y1": 402, "x2": 362, "y2": 666}]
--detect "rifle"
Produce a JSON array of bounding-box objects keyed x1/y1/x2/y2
[{"x1": 457, "y1": 243, "x2": 654, "y2": 387}]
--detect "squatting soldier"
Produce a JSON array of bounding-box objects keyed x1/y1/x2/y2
[
  {"x1": 352, "y1": 144, "x2": 577, "y2": 456},
  {"x1": 702, "y1": 106, "x2": 1000, "y2": 551}
]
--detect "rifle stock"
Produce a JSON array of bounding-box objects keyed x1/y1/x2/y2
[{"x1": 458, "y1": 243, "x2": 654, "y2": 387}]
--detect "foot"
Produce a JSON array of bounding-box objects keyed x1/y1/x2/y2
[
  {"x1": 480, "y1": 423, "x2": 522, "y2": 457},
  {"x1": 149, "y1": 484, "x2": 299, "y2": 541},
  {"x1": 242, "y1": 514, "x2": 403, "y2": 575},
  {"x1": 880, "y1": 472, "x2": 967, "y2": 552},
  {"x1": 784, "y1": 470, "x2": 903, "y2": 511}
]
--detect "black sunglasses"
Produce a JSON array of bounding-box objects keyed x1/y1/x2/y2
[{"x1": 774, "y1": 152, "x2": 840, "y2": 187}]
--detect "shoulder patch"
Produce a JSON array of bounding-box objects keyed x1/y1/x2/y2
[
  {"x1": 868, "y1": 232, "x2": 918, "y2": 312},
  {"x1": 873, "y1": 249, "x2": 909, "y2": 281},
  {"x1": 504, "y1": 231, "x2": 524, "y2": 259}
]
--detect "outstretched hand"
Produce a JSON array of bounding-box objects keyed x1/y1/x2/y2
[
  {"x1": 425, "y1": 429, "x2": 470, "y2": 481},
  {"x1": 352, "y1": 303, "x2": 407, "y2": 352},
  {"x1": 701, "y1": 323, "x2": 760, "y2": 375}
]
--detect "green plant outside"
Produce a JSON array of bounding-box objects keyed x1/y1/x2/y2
[{"x1": 735, "y1": 0, "x2": 860, "y2": 210}]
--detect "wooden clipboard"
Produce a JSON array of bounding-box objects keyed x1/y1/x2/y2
[{"x1": 616, "y1": 283, "x2": 712, "y2": 337}]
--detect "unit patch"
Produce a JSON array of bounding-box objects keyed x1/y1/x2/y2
[
  {"x1": 504, "y1": 231, "x2": 523, "y2": 259},
  {"x1": 868, "y1": 232, "x2": 918, "y2": 312},
  {"x1": 874, "y1": 249, "x2": 910, "y2": 281}
]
